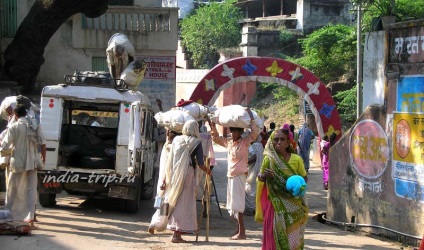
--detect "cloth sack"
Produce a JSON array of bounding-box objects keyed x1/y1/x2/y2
[
  {"x1": 154, "y1": 109, "x2": 195, "y2": 133},
  {"x1": 120, "y1": 60, "x2": 147, "y2": 90},
  {"x1": 149, "y1": 208, "x2": 169, "y2": 232},
  {"x1": 210, "y1": 105, "x2": 263, "y2": 129},
  {"x1": 174, "y1": 102, "x2": 208, "y2": 121}
]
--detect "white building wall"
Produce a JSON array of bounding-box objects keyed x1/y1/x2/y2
[
  {"x1": 175, "y1": 68, "x2": 208, "y2": 103},
  {"x1": 363, "y1": 31, "x2": 386, "y2": 112}
]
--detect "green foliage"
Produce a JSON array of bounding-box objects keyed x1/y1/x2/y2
[
  {"x1": 354, "y1": 0, "x2": 424, "y2": 31},
  {"x1": 291, "y1": 25, "x2": 357, "y2": 83},
  {"x1": 252, "y1": 82, "x2": 300, "y2": 122},
  {"x1": 180, "y1": 0, "x2": 243, "y2": 68},
  {"x1": 395, "y1": 0, "x2": 424, "y2": 20},
  {"x1": 334, "y1": 85, "x2": 357, "y2": 129},
  {"x1": 279, "y1": 29, "x2": 294, "y2": 44},
  {"x1": 253, "y1": 82, "x2": 279, "y2": 100}
]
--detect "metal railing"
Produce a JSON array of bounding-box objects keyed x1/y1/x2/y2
[{"x1": 81, "y1": 7, "x2": 172, "y2": 33}]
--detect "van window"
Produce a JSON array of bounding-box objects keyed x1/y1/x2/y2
[{"x1": 71, "y1": 110, "x2": 119, "y2": 128}]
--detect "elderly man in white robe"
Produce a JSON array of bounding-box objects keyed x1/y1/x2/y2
[{"x1": 1, "y1": 104, "x2": 46, "y2": 229}]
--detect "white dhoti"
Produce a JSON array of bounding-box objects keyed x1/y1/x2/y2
[
  {"x1": 226, "y1": 174, "x2": 246, "y2": 219},
  {"x1": 5, "y1": 169, "x2": 37, "y2": 221}
]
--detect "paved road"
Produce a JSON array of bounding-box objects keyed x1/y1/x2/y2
[{"x1": 1, "y1": 145, "x2": 413, "y2": 249}]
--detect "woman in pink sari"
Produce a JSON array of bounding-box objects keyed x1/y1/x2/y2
[
  {"x1": 320, "y1": 135, "x2": 330, "y2": 190},
  {"x1": 255, "y1": 129, "x2": 308, "y2": 249}
]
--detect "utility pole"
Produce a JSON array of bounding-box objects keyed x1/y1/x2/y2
[{"x1": 356, "y1": 3, "x2": 363, "y2": 118}]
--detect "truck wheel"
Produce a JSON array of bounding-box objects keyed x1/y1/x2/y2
[
  {"x1": 140, "y1": 168, "x2": 156, "y2": 200},
  {"x1": 39, "y1": 193, "x2": 57, "y2": 207},
  {"x1": 125, "y1": 185, "x2": 140, "y2": 213}
]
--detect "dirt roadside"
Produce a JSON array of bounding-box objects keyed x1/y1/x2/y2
[{"x1": 1, "y1": 145, "x2": 409, "y2": 250}]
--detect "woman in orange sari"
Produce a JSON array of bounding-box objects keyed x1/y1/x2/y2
[{"x1": 255, "y1": 129, "x2": 308, "y2": 250}]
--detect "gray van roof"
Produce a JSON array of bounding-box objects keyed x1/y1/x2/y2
[{"x1": 42, "y1": 85, "x2": 151, "y2": 107}]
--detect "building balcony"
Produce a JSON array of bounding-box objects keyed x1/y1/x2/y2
[{"x1": 72, "y1": 6, "x2": 179, "y2": 51}]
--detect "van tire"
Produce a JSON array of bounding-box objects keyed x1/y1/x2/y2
[
  {"x1": 39, "y1": 193, "x2": 57, "y2": 207},
  {"x1": 125, "y1": 185, "x2": 140, "y2": 213}
]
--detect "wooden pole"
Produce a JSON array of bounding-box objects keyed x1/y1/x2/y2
[{"x1": 205, "y1": 160, "x2": 211, "y2": 242}]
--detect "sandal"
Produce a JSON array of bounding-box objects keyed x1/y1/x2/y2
[{"x1": 171, "y1": 238, "x2": 188, "y2": 243}]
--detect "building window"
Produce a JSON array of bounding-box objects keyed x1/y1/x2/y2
[
  {"x1": 0, "y1": 0, "x2": 17, "y2": 37},
  {"x1": 92, "y1": 57, "x2": 108, "y2": 72},
  {"x1": 108, "y1": 0, "x2": 134, "y2": 6}
]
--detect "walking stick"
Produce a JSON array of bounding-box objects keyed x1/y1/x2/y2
[
  {"x1": 210, "y1": 173, "x2": 222, "y2": 216},
  {"x1": 205, "y1": 162, "x2": 211, "y2": 242}
]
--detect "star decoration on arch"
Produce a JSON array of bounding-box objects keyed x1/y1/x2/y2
[
  {"x1": 325, "y1": 125, "x2": 341, "y2": 137},
  {"x1": 242, "y1": 59, "x2": 257, "y2": 76},
  {"x1": 289, "y1": 67, "x2": 303, "y2": 82},
  {"x1": 266, "y1": 60, "x2": 283, "y2": 77},
  {"x1": 221, "y1": 64, "x2": 235, "y2": 79},
  {"x1": 319, "y1": 103, "x2": 336, "y2": 119},
  {"x1": 306, "y1": 82, "x2": 320, "y2": 96},
  {"x1": 204, "y1": 79, "x2": 215, "y2": 91}
]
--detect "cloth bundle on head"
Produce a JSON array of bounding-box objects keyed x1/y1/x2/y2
[
  {"x1": 154, "y1": 109, "x2": 195, "y2": 133},
  {"x1": 286, "y1": 175, "x2": 307, "y2": 198},
  {"x1": 174, "y1": 99, "x2": 208, "y2": 121},
  {"x1": 209, "y1": 105, "x2": 263, "y2": 129}
]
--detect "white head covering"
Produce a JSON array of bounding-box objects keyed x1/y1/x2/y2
[{"x1": 182, "y1": 120, "x2": 200, "y2": 138}]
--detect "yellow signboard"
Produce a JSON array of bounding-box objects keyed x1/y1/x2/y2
[
  {"x1": 71, "y1": 110, "x2": 118, "y2": 118},
  {"x1": 393, "y1": 113, "x2": 424, "y2": 163}
]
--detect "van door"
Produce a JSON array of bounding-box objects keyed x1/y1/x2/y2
[
  {"x1": 128, "y1": 101, "x2": 142, "y2": 174},
  {"x1": 40, "y1": 97, "x2": 63, "y2": 169}
]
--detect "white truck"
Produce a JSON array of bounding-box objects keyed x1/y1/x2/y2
[{"x1": 37, "y1": 74, "x2": 156, "y2": 212}]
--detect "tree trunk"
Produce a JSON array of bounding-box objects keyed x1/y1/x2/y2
[{"x1": 2, "y1": 0, "x2": 108, "y2": 93}]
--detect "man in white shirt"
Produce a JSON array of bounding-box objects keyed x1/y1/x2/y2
[
  {"x1": 1, "y1": 104, "x2": 46, "y2": 229},
  {"x1": 106, "y1": 33, "x2": 135, "y2": 79}
]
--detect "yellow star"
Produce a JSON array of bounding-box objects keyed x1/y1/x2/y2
[
  {"x1": 325, "y1": 125, "x2": 341, "y2": 137},
  {"x1": 266, "y1": 61, "x2": 283, "y2": 77},
  {"x1": 196, "y1": 99, "x2": 203, "y2": 105}
]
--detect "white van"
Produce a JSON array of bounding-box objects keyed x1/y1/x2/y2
[{"x1": 38, "y1": 74, "x2": 156, "y2": 212}]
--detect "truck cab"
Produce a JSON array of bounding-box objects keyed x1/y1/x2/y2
[{"x1": 38, "y1": 74, "x2": 156, "y2": 212}]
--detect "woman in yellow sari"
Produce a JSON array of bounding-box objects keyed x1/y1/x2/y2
[{"x1": 255, "y1": 129, "x2": 308, "y2": 250}]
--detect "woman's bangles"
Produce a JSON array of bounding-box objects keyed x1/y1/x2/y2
[{"x1": 258, "y1": 173, "x2": 266, "y2": 182}]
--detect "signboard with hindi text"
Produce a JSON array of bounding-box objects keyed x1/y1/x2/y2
[
  {"x1": 392, "y1": 112, "x2": 424, "y2": 202},
  {"x1": 135, "y1": 56, "x2": 176, "y2": 111}
]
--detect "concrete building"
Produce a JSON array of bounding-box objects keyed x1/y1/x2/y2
[
  {"x1": 0, "y1": 0, "x2": 179, "y2": 111},
  {"x1": 236, "y1": 0, "x2": 352, "y2": 34}
]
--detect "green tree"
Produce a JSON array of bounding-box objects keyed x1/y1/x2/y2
[
  {"x1": 352, "y1": 0, "x2": 424, "y2": 31},
  {"x1": 180, "y1": 0, "x2": 242, "y2": 68},
  {"x1": 333, "y1": 85, "x2": 357, "y2": 130},
  {"x1": 1, "y1": 0, "x2": 108, "y2": 93},
  {"x1": 291, "y1": 24, "x2": 357, "y2": 83}
]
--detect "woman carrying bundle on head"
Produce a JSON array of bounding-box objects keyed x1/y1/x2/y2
[{"x1": 164, "y1": 120, "x2": 211, "y2": 243}]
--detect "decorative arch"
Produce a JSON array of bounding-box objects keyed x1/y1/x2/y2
[{"x1": 189, "y1": 56, "x2": 342, "y2": 139}]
